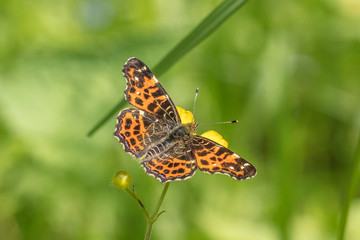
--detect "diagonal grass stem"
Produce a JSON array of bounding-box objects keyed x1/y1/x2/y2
[{"x1": 87, "y1": 0, "x2": 249, "y2": 137}]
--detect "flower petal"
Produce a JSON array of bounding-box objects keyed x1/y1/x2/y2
[
  {"x1": 201, "y1": 130, "x2": 228, "y2": 148},
  {"x1": 176, "y1": 106, "x2": 194, "y2": 125}
]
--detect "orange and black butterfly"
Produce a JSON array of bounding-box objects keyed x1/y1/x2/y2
[{"x1": 114, "y1": 58, "x2": 256, "y2": 183}]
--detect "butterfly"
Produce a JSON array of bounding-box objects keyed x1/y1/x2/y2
[{"x1": 114, "y1": 58, "x2": 256, "y2": 183}]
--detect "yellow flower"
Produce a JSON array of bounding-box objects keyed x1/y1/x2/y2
[
  {"x1": 200, "y1": 130, "x2": 229, "y2": 148},
  {"x1": 176, "y1": 106, "x2": 194, "y2": 125},
  {"x1": 176, "y1": 106, "x2": 228, "y2": 147}
]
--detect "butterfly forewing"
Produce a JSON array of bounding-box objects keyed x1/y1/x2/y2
[
  {"x1": 122, "y1": 58, "x2": 181, "y2": 123},
  {"x1": 192, "y1": 135, "x2": 256, "y2": 180}
]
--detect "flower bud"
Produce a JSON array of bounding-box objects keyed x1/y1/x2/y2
[{"x1": 113, "y1": 171, "x2": 132, "y2": 189}]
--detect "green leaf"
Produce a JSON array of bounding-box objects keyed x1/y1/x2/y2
[
  {"x1": 87, "y1": 0, "x2": 249, "y2": 137},
  {"x1": 337, "y1": 128, "x2": 360, "y2": 240},
  {"x1": 152, "y1": 0, "x2": 248, "y2": 76}
]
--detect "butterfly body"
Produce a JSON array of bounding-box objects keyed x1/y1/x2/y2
[{"x1": 114, "y1": 58, "x2": 256, "y2": 183}]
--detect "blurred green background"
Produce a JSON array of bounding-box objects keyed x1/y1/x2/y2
[{"x1": 1, "y1": 0, "x2": 359, "y2": 239}]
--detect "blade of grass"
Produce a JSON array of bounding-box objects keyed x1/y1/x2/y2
[
  {"x1": 87, "y1": 100, "x2": 127, "y2": 137},
  {"x1": 152, "y1": 0, "x2": 249, "y2": 76},
  {"x1": 337, "y1": 120, "x2": 360, "y2": 240},
  {"x1": 87, "y1": 0, "x2": 249, "y2": 137}
]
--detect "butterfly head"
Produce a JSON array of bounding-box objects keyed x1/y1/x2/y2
[
  {"x1": 176, "y1": 106, "x2": 199, "y2": 135},
  {"x1": 190, "y1": 122, "x2": 198, "y2": 135},
  {"x1": 177, "y1": 106, "x2": 229, "y2": 147}
]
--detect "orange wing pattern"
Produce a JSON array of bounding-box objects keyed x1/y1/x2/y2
[
  {"x1": 115, "y1": 57, "x2": 257, "y2": 183},
  {"x1": 192, "y1": 136, "x2": 256, "y2": 180},
  {"x1": 114, "y1": 108, "x2": 169, "y2": 158},
  {"x1": 122, "y1": 58, "x2": 180, "y2": 123},
  {"x1": 141, "y1": 142, "x2": 197, "y2": 182}
]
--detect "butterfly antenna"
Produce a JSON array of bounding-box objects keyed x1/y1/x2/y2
[
  {"x1": 192, "y1": 88, "x2": 199, "y2": 123},
  {"x1": 198, "y1": 120, "x2": 239, "y2": 125}
]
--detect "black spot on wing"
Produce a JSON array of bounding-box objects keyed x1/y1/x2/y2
[
  {"x1": 129, "y1": 87, "x2": 136, "y2": 93},
  {"x1": 147, "y1": 102, "x2": 157, "y2": 112},
  {"x1": 129, "y1": 138, "x2": 136, "y2": 146},
  {"x1": 135, "y1": 97, "x2": 143, "y2": 106},
  {"x1": 215, "y1": 147, "x2": 226, "y2": 156},
  {"x1": 151, "y1": 89, "x2": 163, "y2": 97},
  {"x1": 197, "y1": 150, "x2": 208, "y2": 157},
  {"x1": 156, "y1": 108, "x2": 166, "y2": 117},
  {"x1": 200, "y1": 160, "x2": 209, "y2": 165}
]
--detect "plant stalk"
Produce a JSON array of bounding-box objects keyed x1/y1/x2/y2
[{"x1": 144, "y1": 182, "x2": 170, "y2": 240}]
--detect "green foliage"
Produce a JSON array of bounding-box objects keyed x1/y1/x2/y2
[{"x1": 1, "y1": 0, "x2": 359, "y2": 240}]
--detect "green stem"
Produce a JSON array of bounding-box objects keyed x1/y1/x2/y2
[
  {"x1": 144, "y1": 223, "x2": 153, "y2": 240},
  {"x1": 337, "y1": 129, "x2": 360, "y2": 240},
  {"x1": 125, "y1": 188, "x2": 150, "y2": 222},
  {"x1": 124, "y1": 183, "x2": 170, "y2": 240},
  {"x1": 144, "y1": 182, "x2": 170, "y2": 240},
  {"x1": 152, "y1": 0, "x2": 248, "y2": 76},
  {"x1": 87, "y1": 99, "x2": 126, "y2": 137},
  {"x1": 151, "y1": 182, "x2": 170, "y2": 219}
]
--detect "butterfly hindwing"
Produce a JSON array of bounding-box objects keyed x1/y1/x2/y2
[{"x1": 141, "y1": 141, "x2": 197, "y2": 183}]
